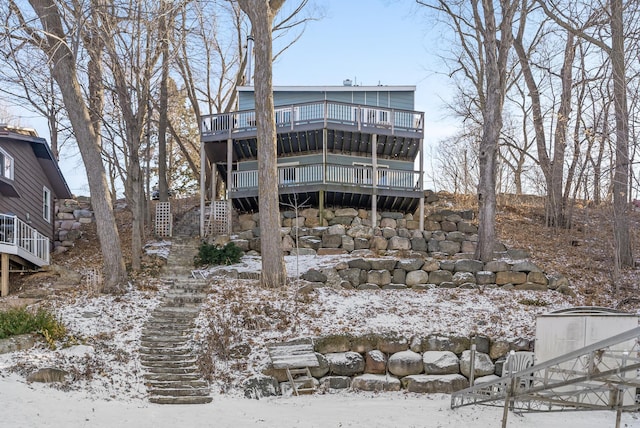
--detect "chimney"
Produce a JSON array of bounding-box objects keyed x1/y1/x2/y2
[{"x1": 245, "y1": 35, "x2": 254, "y2": 86}]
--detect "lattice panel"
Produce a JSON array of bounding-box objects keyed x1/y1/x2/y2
[
  {"x1": 155, "y1": 202, "x2": 173, "y2": 237},
  {"x1": 210, "y1": 201, "x2": 229, "y2": 235}
]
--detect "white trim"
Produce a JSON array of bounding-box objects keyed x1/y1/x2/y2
[
  {"x1": 42, "y1": 186, "x2": 51, "y2": 223},
  {"x1": 238, "y1": 85, "x2": 416, "y2": 92},
  {"x1": 0, "y1": 146, "x2": 14, "y2": 180}
]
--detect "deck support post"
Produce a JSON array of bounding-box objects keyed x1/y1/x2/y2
[
  {"x1": 419, "y1": 137, "x2": 425, "y2": 231},
  {"x1": 1, "y1": 253, "x2": 9, "y2": 297},
  {"x1": 371, "y1": 133, "x2": 378, "y2": 228},
  {"x1": 227, "y1": 137, "x2": 233, "y2": 234},
  {"x1": 321, "y1": 128, "x2": 327, "y2": 224},
  {"x1": 200, "y1": 141, "x2": 206, "y2": 237}
]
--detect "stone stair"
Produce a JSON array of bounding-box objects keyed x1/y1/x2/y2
[{"x1": 141, "y1": 234, "x2": 212, "y2": 404}]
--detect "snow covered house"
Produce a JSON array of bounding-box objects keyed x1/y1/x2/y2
[
  {"x1": 0, "y1": 125, "x2": 72, "y2": 296},
  {"x1": 199, "y1": 83, "x2": 425, "y2": 236}
]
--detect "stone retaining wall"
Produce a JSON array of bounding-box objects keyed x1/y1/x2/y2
[
  {"x1": 54, "y1": 198, "x2": 93, "y2": 254},
  {"x1": 246, "y1": 333, "x2": 532, "y2": 397}
]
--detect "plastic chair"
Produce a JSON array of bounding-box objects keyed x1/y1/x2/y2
[{"x1": 503, "y1": 351, "x2": 535, "y2": 389}]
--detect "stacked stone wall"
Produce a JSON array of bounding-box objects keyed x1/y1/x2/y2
[{"x1": 54, "y1": 198, "x2": 93, "y2": 254}]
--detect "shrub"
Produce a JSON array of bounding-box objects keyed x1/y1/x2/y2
[
  {"x1": 0, "y1": 307, "x2": 66, "y2": 343},
  {"x1": 194, "y1": 242, "x2": 243, "y2": 267}
]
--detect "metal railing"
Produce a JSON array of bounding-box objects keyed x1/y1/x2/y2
[
  {"x1": 201, "y1": 100, "x2": 424, "y2": 138},
  {"x1": 231, "y1": 164, "x2": 421, "y2": 192},
  {"x1": 0, "y1": 213, "x2": 50, "y2": 265}
]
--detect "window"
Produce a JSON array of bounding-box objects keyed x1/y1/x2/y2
[
  {"x1": 43, "y1": 187, "x2": 51, "y2": 222},
  {"x1": 0, "y1": 148, "x2": 14, "y2": 180}
]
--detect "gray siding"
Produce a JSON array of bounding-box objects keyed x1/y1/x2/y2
[
  {"x1": 0, "y1": 139, "x2": 55, "y2": 241},
  {"x1": 238, "y1": 89, "x2": 415, "y2": 111}
]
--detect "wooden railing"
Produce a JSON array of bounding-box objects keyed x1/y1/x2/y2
[
  {"x1": 231, "y1": 164, "x2": 421, "y2": 193},
  {"x1": 0, "y1": 213, "x2": 50, "y2": 265},
  {"x1": 201, "y1": 100, "x2": 424, "y2": 139}
]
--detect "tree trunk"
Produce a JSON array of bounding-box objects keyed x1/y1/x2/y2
[
  {"x1": 157, "y1": 7, "x2": 170, "y2": 202},
  {"x1": 239, "y1": 0, "x2": 287, "y2": 287},
  {"x1": 28, "y1": 0, "x2": 127, "y2": 292},
  {"x1": 611, "y1": 0, "x2": 633, "y2": 268}
]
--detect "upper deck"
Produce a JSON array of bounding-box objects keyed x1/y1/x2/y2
[{"x1": 200, "y1": 100, "x2": 424, "y2": 145}]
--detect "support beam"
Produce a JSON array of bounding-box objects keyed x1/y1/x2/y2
[
  {"x1": 371, "y1": 133, "x2": 378, "y2": 228},
  {"x1": 227, "y1": 137, "x2": 233, "y2": 234},
  {"x1": 1, "y1": 253, "x2": 9, "y2": 297},
  {"x1": 419, "y1": 137, "x2": 425, "y2": 231},
  {"x1": 200, "y1": 140, "x2": 206, "y2": 237}
]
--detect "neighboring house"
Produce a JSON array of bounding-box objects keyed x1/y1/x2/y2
[
  {"x1": 0, "y1": 125, "x2": 72, "y2": 296},
  {"x1": 199, "y1": 83, "x2": 425, "y2": 235}
]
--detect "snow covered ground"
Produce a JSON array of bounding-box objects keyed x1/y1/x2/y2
[{"x1": 0, "y1": 250, "x2": 638, "y2": 427}]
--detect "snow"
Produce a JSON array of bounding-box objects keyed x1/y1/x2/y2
[{"x1": 0, "y1": 251, "x2": 638, "y2": 427}]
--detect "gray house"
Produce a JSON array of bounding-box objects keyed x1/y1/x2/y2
[
  {"x1": 199, "y1": 84, "x2": 425, "y2": 235},
  {"x1": 0, "y1": 125, "x2": 72, "y2": 296}
]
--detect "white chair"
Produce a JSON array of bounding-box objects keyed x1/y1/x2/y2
[{"x1": 503, "y1": 351, "x2": 535, "y2": 389}]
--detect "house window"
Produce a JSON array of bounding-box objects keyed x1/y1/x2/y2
[
  {"x1": 43, "y1": 187, "x2": 51, "y2": 222},
  {"x1": 0, "y1": 148, "x2": 14, "y2": 180}
]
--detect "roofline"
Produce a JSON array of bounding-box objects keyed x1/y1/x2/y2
[{"x1": 238, "y1": 85, "x2": 416, "y2": 92}]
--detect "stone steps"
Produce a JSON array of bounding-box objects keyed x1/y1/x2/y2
[{"x1": 141, "y1": 237, "x2": 212, "y2": 404}]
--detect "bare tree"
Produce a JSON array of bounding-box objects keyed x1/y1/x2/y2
[
  {"x1": 11, "y1": 0, "x2": 128, "y2": 292},
  {"x1": 238, "y1": 0, "x2": 287, "y2": 287}
]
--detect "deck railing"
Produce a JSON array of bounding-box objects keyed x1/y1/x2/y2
[
  {"x1": 0, "y1": 213, "x2": 50, "y2": 265},
  {"x1": 201, "y1": 100, "x2": 424, "y2": 138},
  {"x1": 232, "y1": 164, "x2": 421, "y2": 193}
]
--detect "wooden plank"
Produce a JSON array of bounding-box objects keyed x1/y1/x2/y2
[
  {"x1": 1, "y1": 252, "x2": 9, "y2": 297},
  {"x1": 268, "y1": 343, "x2": 319, "y2": 369}
]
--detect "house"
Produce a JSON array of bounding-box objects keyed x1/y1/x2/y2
[
  {"x1": 198, "y1": 83, "x2": 425, "y2": 236},
  {"x1": 0, "y1": 125, "x2": 72, "y2": 296}
]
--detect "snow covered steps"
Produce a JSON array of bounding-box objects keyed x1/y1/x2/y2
[{"x1": 140, "y1": 276, "x2": 212, "y2": 405}]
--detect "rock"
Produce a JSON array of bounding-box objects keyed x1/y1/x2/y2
[
  {"x1": 512, "y1": 261, "x2": 542, "y2": 272},
  {"x1": 380, "y1": 218, "x2": 397, "y2": 228},
  {"x1": 357, "y1": 283, "x2": 380, "y2": 290},
  {"x1": 474, "y1": 374, "x2": 501, "y2": 385},
  {"x1": 472, "y1": 335, "x2": 491, "y2": 354},
  {"x1": 244, "y1": 375, "x2": 280, "y2": 399},
  {"x1": 388, "y1": 350, "x2": 423, "y2": 377},
  {"x1": 428, "y1": 270, "x2": 453, "y2": 285},
  {"x1": 392, "y1": 269, "x2": 406, "y2": 284},
  {"x1": 326, "y1": 352, "x2": 365, "y2": 376},
  {"x1": 338, "y1": 268, "x2": 362, "y2": 287},
  {"x1": 495, "y1": 271, "x2": 527, "y2": 285},
  {"x1": 441, "y1": 221, "x2": 457, "y2": 232},
  {"x1": 27, "y1": 368, "x2": 70, "y2": 383},
  {"x1": 446, "y1": 231, "x2": 466, "y2": 243},
  {"x1": 439, "y1": 241, "x2": 461, "y2": 255},
  {"x1": 383, "y1": 283, "x2": 407, "y2": 290},
  {"x1": 457, "y1": 222, "x2": 477, "y2": 234},
  {"x1": 422, "y1": 335, "x2": 470, "y2": 355},
  {"x1": 490, "y1": 340, "x2": 511, "y2": 360},
  {"x1": 397, "y1": 259, "x2": 424, "y2": 271},
  {"x1": 0, "y1": 334, "x2": 37, "y2": 354},
  {"x1": 377, "y1": 334, "x2": 409, "y2": 354},
  {"x1": 365, "y1": 350, "x2": 387, "y2": 374},
  {"x1": 322, "y1": 233, "x2": 343, "y2": 248},
  {"x1": 411, "y1": 237, "x2": 428, "y2": 252},
  {"x1": 514, "y1": 282, "x2": 548, "y2": 291},
  {"x1": 348, "y1": 259, "x2": 372, "y2": 270},
  {"x1": 370, "y1": 236, "x2": 388, "y2": 251},
  {"x1": 369, "y1": 259, "x2": 397, "y2": 271},
  {"x1": 421, "y1": 259, "x2": 440, "y2": 272},
  {"x1": 301, "y1": 269, "x2": 327, "y2": 283},
  {"x1": 315, "y1": 334, "x2": 352, "y2": 354},
  {"x1": 341, "y1": 235, "x2": 355, "y2": 252},
  {"x1": 484, "y1": 261, "x2": 510, "y2": 272},
  {"x1": 454, "y1": 259, "x2": 484, "y2": 273},
  {"x1": 452, "y1": 272, "x2": 476, "y2": 286},
  {"x1": 547, "y1": 274, "x2": 569, "y2": 290},
  {"x1": 309, "y1": 353, "x2": 330, "y2": 378},
  {"x1": 381, "y1": 227, "x2": 397, "y2": 239},
  {"x1": 506, "y1": 249, "x2": 530, "y2": 259},
  {"x1": 367, "y1": 270, "x2": 391, "y2": 286},
  {"x1": 347, "y1": 225, "x2": 374, "y2": 239},
  {"x1": 326, "y1": 224, "x2": 346, "y2": 236},
  {"x1": 335, "y1": 208, "x2": 359, "y2": 217},
  {"x1": 476, "y1": 271, "x2": 496, "y2": 285},
  {"x1": 460, "y1": 350, "x2": 495, "y2": 378},
  {"x1": 351, "y1": 374, "x2": 401, "y2": 392},
  {"x1": 527, "y1": 271, "x2": 548, "y2": 285},
  {"x1": 317, "y1": 248, "x2": 347, "y2": 256},
  {"x1": 388, "y1": 236, "x2": 411, "y2": 250},
  {"x1": 422, "y1": 351, "x2": 460, "y2": 375},
  {"x1": 406, "y1": 270, "x2": 429, "y2": 286},
  {"x1": 402, "y1": 374, "x2": 468, "y2": 393},
  {"x1": 319, "y1": 376, "x2": 351, "y2": 390}
]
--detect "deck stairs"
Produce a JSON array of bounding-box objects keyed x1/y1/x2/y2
[{"x1": 451, "y1": 326, "x2": 640, "y2": 424}]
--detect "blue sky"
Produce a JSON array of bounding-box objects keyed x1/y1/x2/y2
[{"x1": 19, "y1": 0, "x2": 454, "y2": 195}]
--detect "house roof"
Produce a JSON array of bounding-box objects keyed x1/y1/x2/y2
[{"x1": 0, "y1": 126, "x2": 73, "y2": 199}]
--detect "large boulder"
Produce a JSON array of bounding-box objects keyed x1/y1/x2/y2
[
  {"x1": 422, "y1": 351, "x2": 460, "y2": 375},
  {"x1": 365, "y1": 350, "x2": 387, "y2": 374},
  {"x1": 326, "y1": 352, "x2": 365, "y2": 376},
  {"x1": 319, "y1": 376, "x2": 351, "y2": 391},
  {"x1": 243, "y1": 375, "x2": 279, "y2": 399},
  {"x1": 315, "y1": 334, "x2": 352, "y2": 353},
  {"x1": 402, "y1": 374, "x2": 468, "y2": 393},
  {"x1": 387, "y1": 350, "x2": 423, "y2": 377},
  {"x1": 460, "y1": 350, "x2": 495, "y2": 378},
  {"x1": 351, "y1": 374, "x2": 401, "y2": 392},
  {"x1": 367, "y1": 270, "x2": 391, "y2": 286},
  {"x1": 406, "y1": 270, "x2": 429, "y2": 286}
]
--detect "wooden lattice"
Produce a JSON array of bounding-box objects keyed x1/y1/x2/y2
[
  {"x1": 155, "y1": 202, "x2": 172, "y2": 237},
  {"x1": 206, "y1": 201, "x2": 229, "y2": 236}
]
